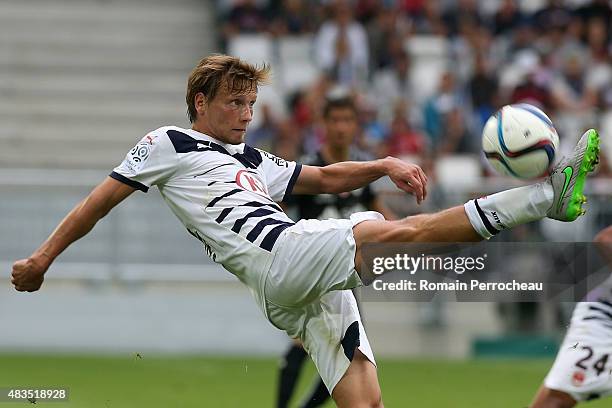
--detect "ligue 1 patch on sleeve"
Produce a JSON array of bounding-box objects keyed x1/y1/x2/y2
[{"x1": 126, "y1": 142, "x2": 152, "y2": 171}]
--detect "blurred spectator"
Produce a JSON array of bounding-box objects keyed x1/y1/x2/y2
[
  {"x1": 269, "y1": 0, "x2": 317, "y2": 35},
  {"x1": 575, "y1": 0, "x2": 612, "y2": 39},
  {"x1": 223, "y1": 0, "x2": 269, "y2": 33},
  {"x1": 370, "y1": 50, "x2": 416, "y2": 124},
  {"x1": 584, "y1": 17, "x2": 612, "y2": 94},
  {"x1": 423, "y1": 71, "x2": 464, "y2": 151},
  {"x1": 494, "y1": 0, "x2": 524, "y2": 35},
  {"x1": 507, "y1": 52, "x2": 553, "y2": 111},
  {"x1": 357, "y1": 96, "x2": 389, "y2": 158},
  {"x1": 221, "y1": 0, "x2": 270, "y2": 49},
  {"x1": 354, "y1": 0, "x2": 381, "y2": 25},
  {"x1": 406, "y1": 0, "x2": 447, "y2": 36},
  {"x1": 537, "y1": 13, "x2": 586, "y2": 73},
  {"x1": 442, "y1": 0, "x2": 483, "y2": 38},
  {"x1": 469, "y1": 53, "x2": 499, "y2": 129},
  {"x1": 550, "y1": 52, "x2": 597, "y2": 113},
  {"x1": 550, "y1": 50, "x2": 598, "y2": 149},
  {"x1": 314, "y1": 0, "x2": 369, "y2": 89},
  {"x1": 504, "y1": 19, "x2": 537, "y2": 55},
  {"x1": 366, "y1": 6, "x2": 410, "y2": 71},
  {"x1": 246, "y1": 104, "x2": 280, "y2": 152},
  {"x1": 532, "y1": 0, "x2": 572, "y2": 35},
  {"x1": 438, "y1": 107, "x2": 476, "y2": 155},
  {"x1": 385, "y1": 100, "x2": 427, "y2": 157}
]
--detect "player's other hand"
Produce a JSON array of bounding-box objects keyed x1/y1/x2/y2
[
  {"x1": 11, "y1": 256, "x2": 48, "y2": 292},
  {"x1": 383, "y1": 156, "x2": 428, "y2": 204}
]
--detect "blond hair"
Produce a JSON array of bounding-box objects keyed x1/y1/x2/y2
[{"x1": 186, "y1": 54, "x2": 271, "y2": 122}]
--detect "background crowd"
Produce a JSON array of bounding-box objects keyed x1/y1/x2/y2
[{"x1": 216, "y1": 0, "x2": 612, "y2": 179}]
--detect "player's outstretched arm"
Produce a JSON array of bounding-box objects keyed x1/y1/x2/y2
[
  {"x1": 11, "y1": 177, "x2": 136, "y2": 292},
  {"x1": 292, "y1": 156, "x2": 427, "y2": 203}
]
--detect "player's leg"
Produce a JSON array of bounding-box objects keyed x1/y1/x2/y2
[
  {"x1": 331, "y1": 349, "x2": 383, "y2": 408},
  {"x1": 353, "y1": 129, "x2": 600, "y2": 282},
  {"x1": 277, "y1": 338, "x2": 308, "y2": 408},
  {"x1": 530, "y1": 385, "x2": 577, "y2": 408}
]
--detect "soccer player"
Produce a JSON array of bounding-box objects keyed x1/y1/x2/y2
[
  {"x1": 12, "y1": 55, "x2": 599, "y2": 408},
  {"x1": 277, "y1": 95, "x2": 394, "y2": 408},
  {"x1": 530, "y1": 226, "x2": 612, "y2": 408}
]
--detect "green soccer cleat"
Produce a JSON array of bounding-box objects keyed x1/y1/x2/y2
[{"x1": 547, "y1": 128, "x2": 600, "y2": 222}]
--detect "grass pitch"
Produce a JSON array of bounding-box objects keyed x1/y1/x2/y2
[{"x1": 0, "y1": 354, "x2": 609, "y2": 407}]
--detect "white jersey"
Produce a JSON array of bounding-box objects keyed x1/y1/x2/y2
[{"x1": 111, "y1": 126, "x2": 301, "y2": 295}]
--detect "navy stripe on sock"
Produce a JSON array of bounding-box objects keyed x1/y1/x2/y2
[{"x1": 474, "y1": 199, "x2": 499, "y2": 236}]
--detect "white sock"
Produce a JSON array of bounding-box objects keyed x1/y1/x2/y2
[{"x1": 464, "y1": 182, "x2": 554, "y2": 239}]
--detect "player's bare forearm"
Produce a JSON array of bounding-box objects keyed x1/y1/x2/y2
[
  {"x1": 320, "y1": 159, "x2": 388, "y2": 193},
  {"x1": 11, "y1": 177, "x2": 135, "y2": 292},
  {"x1": 294, "y1": 157, "x2": 428, "y2": 204}
]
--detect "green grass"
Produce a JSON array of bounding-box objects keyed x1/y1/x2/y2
[{"x1": 0, "y1": 354, "x2": 609, "y2": 407}]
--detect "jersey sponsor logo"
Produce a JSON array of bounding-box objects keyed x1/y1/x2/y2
[{"x1": 235, "y1": 170, "x2": 268, "y2": 196}]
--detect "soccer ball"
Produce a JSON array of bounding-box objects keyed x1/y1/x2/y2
[{"x1": 482, "y1": 104, "x2": 559, "y2": 179}]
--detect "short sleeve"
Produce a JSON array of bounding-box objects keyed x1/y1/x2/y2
[
  {"x1": 257, "y1": 148, "x2": 302, "y2": 202},
  {"x1": 111, "y1": 131, "x2": 179, "y2": 192}
]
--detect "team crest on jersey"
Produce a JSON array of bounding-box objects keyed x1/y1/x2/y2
[{"x1": 235, "y1": 170, "x2": 268, "y2": 197}]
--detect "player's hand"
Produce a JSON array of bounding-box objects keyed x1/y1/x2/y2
[
  {"x1": 11, "y1": 256, "x2": 49, "y2": 292},
  {"x1": 384, "y1": 156, "x2": 428, "y2": 204}
]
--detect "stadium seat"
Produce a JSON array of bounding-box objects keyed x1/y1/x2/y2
[
  {"x1": 434, "y1": 154, "x2": 482, "y2": 191},
  {"x1": 227, "y1": 34, "x2": 274, "y2": 66},
  {"x1": 404, "y1": 36, "x2": 450, "y2": 105},
  {"x1": 277, "y1": 35, "x2": 320, "y2": 94}
]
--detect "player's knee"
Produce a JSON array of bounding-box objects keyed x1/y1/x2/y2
[{"x1": 367, "y1": 391, "x2": 383, "y2": 408}]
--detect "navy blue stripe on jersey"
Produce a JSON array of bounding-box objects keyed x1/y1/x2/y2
[
  {"x1": 166, "y1": 130, "x2": 263, "y2": 169},
  {"x1": 475, "y1": 199, "x2": 499, "y2": 236},
  {"x1": 598, "y1": 299, "x2": 612, "y2": 309},
  {"x1": 207, "y1": 189, "x2": 242, "y2": 208},
  {"x1": 260, "y1": 222, "x2": 293, "y2": 251},
  {"x1": 243, "y1": 200, "x2": 283, "y2": 212},
  {"x1": 587, "y1": 305, "x2": 612, "y2": 320},
  {"x1": 231, "y1": 208, "x2": 276, "y2": 233},
  {"x1": 194, "y1": 163, "x2": 234, "y2": 178},
  {"x1": 246, "y1": 218, "x2": 293, "y2": 243},
  {"x1": 235, "y1": 145, "x2": 263, "y2": 169},
  {"x1": 213, "y1": 201, "x2": 283, "y2": 226},
  {"x1": 109, "y1": 171, "x2": 149, "y2": 192},
  {"x1": 283, "y1": 163, "x2": 302, "y2": 201},
  {"x1": 215, "y1": 207, "x2": 233, "y2": 223}
]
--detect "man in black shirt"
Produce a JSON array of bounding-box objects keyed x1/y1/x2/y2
[{"x1": 277, "y1": 96, "x2": 393, "y2": 408}]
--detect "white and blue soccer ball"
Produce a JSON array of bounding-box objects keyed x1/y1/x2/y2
[{"x1": 482, "y1": 104, "x2": 559, "y2": 179}]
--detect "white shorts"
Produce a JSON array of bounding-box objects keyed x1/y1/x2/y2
[
  {"x1": 544, "y1": 302, "x2": 612, "y2": 402},
  {"x1": 264, "y1": 211, "x2": 383, "y2": 392}
]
